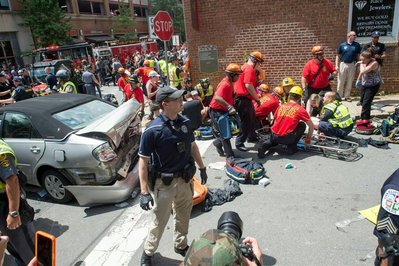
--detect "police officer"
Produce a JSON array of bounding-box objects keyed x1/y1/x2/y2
[
  {"x1": 234, "y1": 51, "x2": 263, "y2": 151},
  {"x1": 316, "y1": 91, "x2": 354, "y2": 138},
  {"x1": 374, "y1": 168, "x2": 399, "y2": 266},
  {"x1": 209, "y1": 63, "x2": 242, "y2": 158},
  {"x1": 56, "y1": 70, "x2": 77, "y2": 94},
  {"x1": 0, "y1": 77, "x2": 33, "y2": 104},
  {"x1": 0, "y1": 139, "x2": 35, "y2": 265},
  {"x1": 139, "y1": 86, "x2": 208, "y2": 266}
]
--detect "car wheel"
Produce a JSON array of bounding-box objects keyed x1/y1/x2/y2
[{"x1": 41, "y1": 170, "x2": 74, "y2": 203}]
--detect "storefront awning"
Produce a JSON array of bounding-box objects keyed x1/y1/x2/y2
[{"x1": 85, "y1": 36, "x2": 115, "y2": 42}]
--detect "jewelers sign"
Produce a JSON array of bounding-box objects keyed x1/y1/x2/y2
[{"x1": 351, "y1": 0, "x2": 396, "y2": 37}]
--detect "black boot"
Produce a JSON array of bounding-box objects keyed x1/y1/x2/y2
[
  {"x1": 213, "y1": 140, "x2": 225, "y2": 156},
  {"x1": 141, "y1": 251, "x2": 153, "y2": 266},
  {"x1": 174, "y1": 245, "x2": 189, "y2": 257}
]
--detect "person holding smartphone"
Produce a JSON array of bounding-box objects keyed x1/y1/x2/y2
[{"x1": 0, "y1": 139, "x2": 34, "y2": 265}]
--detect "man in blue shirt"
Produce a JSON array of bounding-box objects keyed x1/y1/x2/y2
[
  {"x1": 335, "y1": 31, "x2": 361, "y2": 102},
  {"x1": 138, "y1": 86, "x2": 208, "y2": 266}
]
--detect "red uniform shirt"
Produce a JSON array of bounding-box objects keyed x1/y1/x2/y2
[
  {"x1": 271, "y1": 102, "x2": 310, "y2": 136},
  {"x1": 254, "y1": 93, "x2": 280, "y2": 120},
  {"x1": 302, "y1": 58, "x2": 335, "y2": 89},
  {"x1": 124, "y1": 84, "x2": 144, "y2": 103},
  {"x1": 209, "y1": 77, "x2": 234, "y2": 112},
  {"x1": 234, "y1": 63, "x2": 256, "y2": 100},
  {"x1": 118, "y1": 77, "x2": 129, "y2": 92},
  {"x1": 137, "y1": 67, "x2": 153, "y2": 86}
]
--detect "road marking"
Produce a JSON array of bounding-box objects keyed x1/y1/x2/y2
[{"x1": 81, "y1": 139, "x2": 213, "y2": 265}]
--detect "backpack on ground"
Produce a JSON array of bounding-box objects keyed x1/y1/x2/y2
[
  {"x1": 380, "y1": 112, "x2": 399, "y2": 137},
  {"x1": 225, "y1": 158, "x2": 266, "y2": 184},
  {"x1": 194, "y1": 126, "x2": 214, "y2": 140}
]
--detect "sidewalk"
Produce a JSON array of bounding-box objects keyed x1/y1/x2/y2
[{"x1": 345, "y1": 93, "x2": 399, "y2": 119}]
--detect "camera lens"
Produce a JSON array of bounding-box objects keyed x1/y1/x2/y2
[{"x1": 217, "y1": 211, "x2": 243, "y2": 241}]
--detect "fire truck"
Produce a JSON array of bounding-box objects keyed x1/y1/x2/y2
[
  {"x1": 32, "y1": 42, "x2": 95, "y2": 70},
  {"x1": 93, "y1": 41, "x2": 158, "y2": 65}
]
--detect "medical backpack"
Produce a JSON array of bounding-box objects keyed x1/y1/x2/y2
[
  {"x1": 225, "y1": 158, "x2": 266, "y2": 184},
  {"x1": 194, "y1": 126, "x2": 214, "y2": 140}
]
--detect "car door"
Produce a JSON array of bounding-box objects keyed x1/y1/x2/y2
[{"x1": 1, "y1": 112, "x2": 46, "y2": 184}]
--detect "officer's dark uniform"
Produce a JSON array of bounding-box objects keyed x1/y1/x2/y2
[
  {"x1": 11, "y1": 85, "x2": 34, "y2": 102},
  {"x1": 139, "y1": 113, "x2": 196, "y2": 256},
  {"x1": 374, "y1": 168, "x2": 399, "y2": 265},
  {"x1": 0, "y1": 141, "x2": 34, "y2": 265}
]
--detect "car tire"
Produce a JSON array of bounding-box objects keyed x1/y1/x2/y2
[{"x1": 41, "y1": 170, "x2": 74, "y2": 203}]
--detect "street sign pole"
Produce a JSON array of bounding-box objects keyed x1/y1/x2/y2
[{"x1": 164, "y1": 41, "x2": 170, "y2": 86}]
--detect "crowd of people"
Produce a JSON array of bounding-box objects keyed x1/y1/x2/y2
[{"x1": 0, "y1": 30, "x2": 390, "y2": 265}]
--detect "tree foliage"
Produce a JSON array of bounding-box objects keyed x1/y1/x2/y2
[
  {"x1": 18, "y1": 0, "x2": 72, "y2": 48},
  {"x1": 112, "y1": 5, "x2": 136, "y2": 41},
  {"x1": 151, "y1": 0, "x2": 185, "y2": 41}
]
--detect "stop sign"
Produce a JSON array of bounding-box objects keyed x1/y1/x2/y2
[{"x1": 153, "y1": 11, "x2": 173, "y2": 41}]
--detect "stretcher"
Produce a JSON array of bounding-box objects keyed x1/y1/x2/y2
[
  {"x1": 255, "y1": 126, "x2": 360, "y2": 161},
  {"x1": 297, "y1": 134, "x2": 360, "y2": 161}
]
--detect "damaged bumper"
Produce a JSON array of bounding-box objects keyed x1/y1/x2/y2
[{"x1": 64, "y1": 163, "x2": 139, "y2": 206}]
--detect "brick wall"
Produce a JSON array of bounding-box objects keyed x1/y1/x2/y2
[{"x1": 182, "y1": 0, "x2": 399, "y2": 94}]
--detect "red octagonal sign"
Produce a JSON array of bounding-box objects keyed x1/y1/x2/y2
[{"x1": 153, "y1": 11, "x2": 173, "y2": 41}]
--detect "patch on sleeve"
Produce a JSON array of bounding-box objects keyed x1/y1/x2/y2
[
  {"x1": 0, "y1": 154, "x2": 10, "y2": 168},
  {"x1": 376, "y1": 216, "x2": 398, "y2": 234},
  {"x1": 382, "y1": 189, "x2": 399, "y2": 215}
]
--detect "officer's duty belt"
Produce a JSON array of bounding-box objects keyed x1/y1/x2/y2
[{"x1": 155, "y1": 171, "x2": 184, "y2": 179}]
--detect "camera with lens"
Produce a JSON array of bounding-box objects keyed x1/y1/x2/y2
[{"x1": 217, "y1": 211, "x2": 256, "y2": 262}]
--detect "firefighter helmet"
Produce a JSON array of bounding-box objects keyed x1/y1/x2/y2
[
  {"x1": 249, "y1": 51, "x2": 264, "y2": 63},
  {"x1": 259, "y1": 84, "x2": 270, "y2": 92},
  {"x1": 225, "y1": 63, "x2": 242, "y2": 74},
  {"x1": 289, "y1": 86, "x2": 303, "y2": 97},
  {"x1": 281, "y1": 77, "x2": 295, "y2": 87},
  {"x1": 311, "y1": 46, "x2": 324, "y2": 55}
]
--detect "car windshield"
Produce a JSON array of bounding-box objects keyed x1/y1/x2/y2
[
  {"x1": 52, "y1": 100, "x2": 115, "y2": 130},
  {"x1": 32, "y1": 67, "x2": 52, "y2": 83}
]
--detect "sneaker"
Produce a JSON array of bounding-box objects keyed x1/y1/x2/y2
[
  {"x1": 236, "y1": 144, "x2": 248, "y2": 152},
  {"x1": 174, "y1": 246, "x2": 189, "y2": 257},
  {"x1": 140, "y1": 251, "x2": 153, "y2": 266},
  {"x1": 356, "y1": 101, "x2": 361, "y2": 106}
]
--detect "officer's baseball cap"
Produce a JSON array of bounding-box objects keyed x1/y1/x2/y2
[
  {"x1": 183, "y1": 229, "x2": 244, "y2": 266},
  {"x1": 371, "y1": 31, "x2": 380, "y2": 37},
  {"x1": 156, "y1": 86, "x2": 186, "y2": 103},
  {"x1": 13, "y1": 77, "x2": 23, "y2": 82}
]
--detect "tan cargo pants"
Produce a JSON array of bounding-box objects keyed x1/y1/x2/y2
[{"x1": 144, "y1": 177, "x2": 193, "y2": 256}]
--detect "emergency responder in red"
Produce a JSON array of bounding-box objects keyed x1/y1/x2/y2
[
  {"x1": 234, "y1": 51, "x2": 263, "y2": 151},
  {"x1": 117, "y1": 67, "x2": 129, "y2": 93},
  {"x1": 258, "y1": 86, "x2": 314, "y2": 158},
  {"x1": 254, "y1": 86, "x2": 283, "y2": 127},
  {"x1": 209, "y1": 63, "x2": 242, "y2": 158},
  {"x1": 124, "y1": 74, "x2": 145, "y2": 118},
  {"x1": 301, "y1": 46, "x2": 336, "y2": 105},
  {"x1": 134, "y1": 60, "x2": 154, "y2": 97}
]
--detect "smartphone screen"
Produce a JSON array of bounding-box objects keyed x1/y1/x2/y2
[{"x1": 36, "y1": 232, "x2": 55, "y2": 266}]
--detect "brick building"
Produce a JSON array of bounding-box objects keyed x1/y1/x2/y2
[
  {"x1": 0, "y1": 0, "x2": 150, "y2": 67},
  {"x1": 182, "y1": 0, "x2": 399, "y2": 94}
]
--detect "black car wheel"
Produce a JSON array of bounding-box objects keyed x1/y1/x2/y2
[{"x1": 41, "y1": 170, "x2": 74, "y2": 203}]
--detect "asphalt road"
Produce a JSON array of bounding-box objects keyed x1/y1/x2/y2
[{"x1": 6, "y1": 86, "x2": 399, "y2": 266}]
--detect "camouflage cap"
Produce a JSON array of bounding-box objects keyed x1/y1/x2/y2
[{"x1": 183, "y1": 229, "x2": 244, "y2": 266}]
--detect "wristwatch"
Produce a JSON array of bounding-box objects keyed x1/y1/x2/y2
[{"x1": 8, "y1": 211, "x2": 19, "y2": 218}]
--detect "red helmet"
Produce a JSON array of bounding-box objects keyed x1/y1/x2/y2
[{"x1": 273, "y1": 86, "x2": 284, "y2": 96}]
